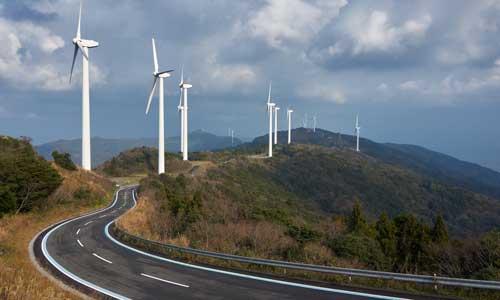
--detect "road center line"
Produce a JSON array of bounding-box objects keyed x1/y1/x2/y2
[
  {"x1": 92, "y1": 253, "x2": 113, "y2": 264},
  {"x1": 76, "y1": 228, "x2": 81, "y2": 235},
  {"x1": 77, "y1": 239, "x2": 84, "y2": 248},
  {"x1": 140, "y1": 273, "x2": 189, "y2": 288},
  {"x1": 99, "y1": 214, "x2": 108, "y2": 219},
  {"x1": 84, "y1": 220, "x2": 94, "y2": 226}
]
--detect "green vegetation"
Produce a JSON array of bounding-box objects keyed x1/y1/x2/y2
[
  {"x1": 51, "y1": 151, "x2": 77, "y2": 171},
  {"x1": 0, "y1": 136, "x2": 62, "y2": 216}
]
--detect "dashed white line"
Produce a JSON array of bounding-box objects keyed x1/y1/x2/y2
[
  {"x1": 99, "y1": 214, "x2": 108, "y2": 219},
  {"x1": 77, "y1": 239, "x2": 84, "y2": 247},
  {"x1": 76, "y1": 228, "x2": 81, "y2": 235},
  {"x1": 140, "y1": 273, "x2": 189, "y2": 288},
  {"x1": 92, "y1": 253, "x2": 113, "y2": 264},
  {"x1": 84, "y1": 220, "x2": 94, "y2": 226}
]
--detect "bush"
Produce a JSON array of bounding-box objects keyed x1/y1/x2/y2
[
  {"x1": 0, "y1": 136, "x2": 62, "y2": 215},
  {"x1": 52, "y1": 151, "x2": 77, "y2": 171}
]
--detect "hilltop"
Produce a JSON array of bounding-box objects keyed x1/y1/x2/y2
[
  {"x1": 250, "y1": 128, "x2": 500, "y2": 200},
  {"x1": 35, "y1": 130, "x2": 242, "y2": 167}
]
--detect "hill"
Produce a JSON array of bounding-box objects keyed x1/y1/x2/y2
[
  {"x1": 250, "y1": 128, "x2": 500, "y2": 200},
  {"x1": 35, "y1": 130, "x2": 242, "y2": 167},
  {"x1": 0, "y1": 135, "x2": 113, "y2": 299}
]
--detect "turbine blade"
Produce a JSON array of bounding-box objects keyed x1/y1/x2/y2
[
  {"x1": 76, "y1": 0, "x2": 82, "y2": 39},
  {"x1": 69, "y1": 44, "x2": 79, "y2": 84},
  {"x1": 76, "y1": 41, "x2": 88, "y2": 60},
  {"x1": 156, "y1": 70, "x2": 174, "y2": 76},
  {"x1": 146, "y1": 77, "x2": 158, "y2": 115},
  {"x1": 267, "y1": 81, "x2": 272, "y2": 104},
  {"x1": 180, "y1": 65, "x2": 184, "y2": 84},
  {"x1": 178, "y1": 89, "x2": 183, "y2": 108},
  {"x1": 152, "y1": 38, "x2": 158, "y2": 73}
]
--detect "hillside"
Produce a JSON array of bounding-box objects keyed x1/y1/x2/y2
[
  {"x1": 117, "y1": 145, "x2": 500, "y2": 291},
  {"x1": 251, "y1": 128, "x2": 500, "y2": 200},
  {"x1": 35, "y1": 130, "x2": 242, "y2": 167},
  {"x1": 0, "y1": 135, "x2": 113, "y2": 299}
]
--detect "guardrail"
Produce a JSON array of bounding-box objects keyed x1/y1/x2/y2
[{"x1": 111, "y1": 224, "x2": 500, "y2": 290}]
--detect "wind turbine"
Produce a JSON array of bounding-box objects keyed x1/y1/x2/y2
[
  {"x1": 266, "y1": 82, "x2": 276, "y2": 157},
  {"x1": 179, "y1": 67, "x2": 192, "y2": 161},
  {"x1": 287, "y1": 108, "x2": 293, "y2": 144},
  {"x1": 177, "y1": 85, "x2": 184, "y2": 154},
  {"x1": 274, "y1": 106, "x2": 280, "y2": 145},
  {"x1": 231, "y1": 129, "x2": 235, "y2": 146},
  {"x1": 145, "y1": 38, "x2": 174, "y2": 174},
  {"x1": 69, "y1": 0, "x2": 99, "y2": 171},
  {"x1": 313, "y1": 114, "x2": 317, "y2": 132},
  {"x1": 355, "y1": 114, "x2": 361, "y2": 152}
]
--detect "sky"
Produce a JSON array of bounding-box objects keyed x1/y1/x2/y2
[{"x1": 0, "y1": 0, "x2": 500, "y2": 171}]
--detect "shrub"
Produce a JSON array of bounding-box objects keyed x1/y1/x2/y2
[{"x1": 52, "y1": 151, "x2": 77, "y2": 171}]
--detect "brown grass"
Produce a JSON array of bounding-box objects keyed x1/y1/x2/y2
[{"x1": 0, "y1": 168, "x2": 113, "y2": 300}]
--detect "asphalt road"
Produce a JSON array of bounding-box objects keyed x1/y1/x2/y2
[{"x1": 36, "y1": 187, "x2": 425, "y2": 300}]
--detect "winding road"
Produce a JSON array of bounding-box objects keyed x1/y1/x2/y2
[{"x1": 34, "y1": 186, "x2": 425, "y2": 300}]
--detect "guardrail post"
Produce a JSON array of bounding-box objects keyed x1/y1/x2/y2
[{"x1": 433, "y1": 273, "x2": 437, "y2": 290}]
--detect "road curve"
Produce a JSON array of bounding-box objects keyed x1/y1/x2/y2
[{"x1": 34, "y1": 187, "x2": 419, "y2": 300}]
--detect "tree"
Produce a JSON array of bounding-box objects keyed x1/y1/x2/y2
[
  {"x1": 431, "y1": 215, "x2": 449, "y2": 244},
  {"x1": 52, "y1": 151, "x2": 77, "y2": 171},
  {"x1": 376, "y1": 212, "x2": 396, "y2": 259},
  {"x1": 347, "y1": 200, "x2": 366, "y2": 233}
]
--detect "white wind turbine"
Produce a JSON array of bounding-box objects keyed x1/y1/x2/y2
[
  {"x1": 179, "y1": 67, "x2": 192, "y2": 161},
  {"x1": 355, "y1": 114, "x2": 361, "y2": 152},
  {"x1": 273, "y1": 106, "x2": 280, "y2": 145},
  {"x1": 266, "y1": 82, "x2": 276, "y2": 157},
  {"x1": 313, "y1": 114, "x2": 317, "y2": 132},
  {"x1": 69, "y1": 0, "x2": 99, "y2": 171},
  {"x1": 287, "y1": 108, "x2": 293, "y2": 144},
  {"x1": 145, "y1": 38, "x2": 174, "y2": 174}
]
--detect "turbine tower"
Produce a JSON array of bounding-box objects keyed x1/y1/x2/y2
[
  {"x1": 274, "y1": 106, "x2": 280, "y2": 145},
  {"x1": 145, "y1": 38, "x2": 174, "y2": 174},
  {"x1": 266, "y1": 82, "x2": 276, "y2": 157},
  {"x1": 313, "y1": 114, "x2": 317, "y2": 132},
  {"x1": 179, "y1": 68, "x2": 192, "y2": 161},
  {"x1": 69, "y1": 0, "x2": 99, "y2": 171},
  {"x1": 355, "y1": 114, "x2": 361, "y2": 152},
  {"x1": 231, "y1": 129, "x2": 235, "y2": 146},
  {"x1": 177, "y1": 83, "x2": 184, "y2": 154},
  {"x1": 287, "y1": 108, "x2": 293, "y2": 144}
]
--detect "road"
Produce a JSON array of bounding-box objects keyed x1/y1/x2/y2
[{"x1": 35, "y1": 186, "x2": 424, "y2": 300}]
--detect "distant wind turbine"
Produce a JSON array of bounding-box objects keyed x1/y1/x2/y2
[
  {"x1": 303, "y1": 113, "x2": 308, "y2": 128},
  {"x1": 145, "y1": 38, "x2": 174, "y2": 174},
  {"x1": 266, "y1": 82, "x2": 276, "y2": 157},
  {"x1": 231, "y1": 129, "x2": 235, "y2": 146},
  {"x1": 69, "y1": 0, "x2": 99, "y2": 171},
  {"x1": 274, "y1": 106, "x2": 280, "y2": 145},
  {"x1": 179, "y1": 67, "x2": 192, "y2": 161},
  {"x1": 355, "y1": 114, "x2": 361, "y2": 152},
  {"x1": 313, "y1": 114, "x2": 317, "y2": 132},
  {"x1": 287, "y1": 108, "x2": 293, "y2": 144}
]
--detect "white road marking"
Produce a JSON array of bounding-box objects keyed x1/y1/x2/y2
[
  {"x1": 99, "y1": 214, "x2": 108, "y2": 219},
  {"x1": 77, "y1": 239, "x2": 84, "y2": 248},
  {"x1": 140, "y1": 273, "x2": 189, "y2": 288},
  {"x1": 92, "y1": 253, "x2": 113, "y2": 264},
  {"x1": 76, "y1": 228, "x2": 81, "y2": 235},
  {"x1": 84, "y1": 220, "x2": 94, "y2": 226}
]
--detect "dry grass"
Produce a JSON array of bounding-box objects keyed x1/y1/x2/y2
[{"x1": 0, "y1": 168, "x2": 113, "y2": 300}]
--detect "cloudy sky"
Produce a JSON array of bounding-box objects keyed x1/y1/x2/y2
[{"x1": 1, "y1": 0, "x2": 500, "y2": 171}]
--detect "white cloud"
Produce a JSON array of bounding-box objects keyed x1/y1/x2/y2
[
  {"x1": 297, "y1": 82, "x2": 346, "y2": 104},
  {"x1": 377, "y1": 83, "x2": 389, "y2": 92},
  {"x1": 399, "y1": 80, "x2": 423, "y2": 91},
  {"x1": 247, "y1": 0, "x2": 347, "y2": 49},
  {"x1": 328, "y1": 10, "x2": 431, "y2": 57}
]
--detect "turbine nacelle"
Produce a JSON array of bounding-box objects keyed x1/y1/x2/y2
[
  {"x1": 154, "y1": 70, "x2": 174, "y2": 78},
  {"x1": 73, "y1": 38, "x2": 99, "y2": 48},
  {"x1": 180, "y1": 83, "x2": 192, "y2": 89}
]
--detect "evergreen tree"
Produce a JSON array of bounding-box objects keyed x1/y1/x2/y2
[
  {"x1": 52, "y1": 151, "x2": 77, "y2": 171},
  {"x1": 376, "y1": 212, "x2": 396, "y2": 259},
  {"x1": 431, "y1": 215, "x2": 449, "y2": 244},
  {"x1": 347, "y1": 200, "x2": 366, "y2": 233}
]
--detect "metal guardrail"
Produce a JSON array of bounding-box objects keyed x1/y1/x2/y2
[{"x1": 112, "y1": 224, "x2": 500, "y2": 290}]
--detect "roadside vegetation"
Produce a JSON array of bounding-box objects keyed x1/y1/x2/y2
[
  {"x1": 116, "y1": 145, "x2": 500, "y2": 299},
  {"x1": 0, "y1": 136, "x2": 114, "y2": 300}
]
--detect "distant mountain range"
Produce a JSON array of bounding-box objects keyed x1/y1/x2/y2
[{"x1": 35, "y1": 130, "x2": 242, "y2": 167}]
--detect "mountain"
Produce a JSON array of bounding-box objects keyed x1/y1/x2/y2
[
  {"x1": 35, "y1": 130, "x2": 242, "y2": 167},
  {"x1": 250, "y1": 128, "x2": 500, "y2": 200}
]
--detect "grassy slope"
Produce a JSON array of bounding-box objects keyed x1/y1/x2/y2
[{"x1": 0, "y1": 166, "x2": 113, "y2": 300}]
